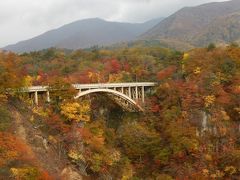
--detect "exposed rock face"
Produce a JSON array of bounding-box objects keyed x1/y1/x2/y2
[
  {"x1": 31, "y1": 135, "x2": 49, "y2": 150},
  {"x1": 61, "y1": 166, "x2": 83, "y2": 180},
  {"x1": 11, "y1": 107, "x2": 71, "y2": 178}
]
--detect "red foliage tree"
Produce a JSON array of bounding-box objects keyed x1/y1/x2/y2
[{"x1": 157, "y1": 66, "x2": 177, "y2": 80}]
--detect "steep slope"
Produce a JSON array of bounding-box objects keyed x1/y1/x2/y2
[
  {"x1": 193, "y1": 12, "x2": 240, "y2": 46},
  {"x1": 6, "y1": 99, "x2": 85, "y2": 179},
  {"x1": 141, "y1": 0, "x2": 240, "y2": 49},
  {"x1": 3, "y1": 18, "x2": 163, "y2": 53}
]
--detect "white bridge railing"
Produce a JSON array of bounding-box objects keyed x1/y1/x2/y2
[{"x1": 25, "y1": 82, "x2": 156, "y2": 92}]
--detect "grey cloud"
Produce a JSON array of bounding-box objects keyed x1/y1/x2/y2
[{"x1": 0, "y1": 0, "x2": 228, "y2": 47}]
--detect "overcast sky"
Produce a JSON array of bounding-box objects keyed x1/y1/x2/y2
[{"x1": 0, "y1": 0, "x2": 228, "y2": 47}]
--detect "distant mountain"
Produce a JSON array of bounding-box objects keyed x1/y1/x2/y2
[
  {"x1": 3, "y1": 18, "x2": 163, "y2": 53},
  {"x1": 141, "y1": 0, "x2": 240, "y2": 50}
]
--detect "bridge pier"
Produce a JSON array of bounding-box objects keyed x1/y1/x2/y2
[
  {"x1": 135, "y1": 86, "x2": 138, "y2": 100},
  {"x1": 142, "y1": 86, "x2": 145, "y2": 103},
  {"x1": 34, "y1": 91, "x2": 38, "y2": 105},
  {"x1": 46, "y1": 91, "x2": 50, "y2": 103},
  {"x1": 32, "y1": 91, "x2": 51, "y2": 105},
  {"x1": 128, "y1": 87, "x2": 132, "y2": 99}
]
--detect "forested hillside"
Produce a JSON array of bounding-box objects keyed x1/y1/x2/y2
[
  {"x1": 141, "y1": 0, "x2": 240, "y2": 50},
  {"x1": 0, "y1": 44, "x2": 239, "y2": 179}
]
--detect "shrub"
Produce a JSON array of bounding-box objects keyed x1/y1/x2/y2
[{"x1": 0, "y1": 106, "x2": 11, "y2": 132}]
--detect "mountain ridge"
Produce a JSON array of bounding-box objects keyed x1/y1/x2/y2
[
  {"x1": 4, "y1": 0, "x2": 240, "y2": 52},
  {"x1": 3, "y1": 18, "x2": 163, "y2": 53}
]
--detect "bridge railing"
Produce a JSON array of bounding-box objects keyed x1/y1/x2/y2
[
  {"x1": 73, "y1": 82, "x2": 156, "y2": 90},
  {"x1": 18, "y1": 82, "x2": 156, "y2": 109},
  {"x1": 20, "y1": 82, "x2": 156, "y2": 92}
]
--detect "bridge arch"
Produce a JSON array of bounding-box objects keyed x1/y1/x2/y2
[{"x1": 74, "y1": 88, "x2": 143, "y2": 112}]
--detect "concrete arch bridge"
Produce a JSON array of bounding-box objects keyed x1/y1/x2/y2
[{"x1": 24, "y1": 82, "x2": 156, "y2": 112}]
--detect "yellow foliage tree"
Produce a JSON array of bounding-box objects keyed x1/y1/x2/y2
[
  {"x1": 108, "y1": 73, "x2": 123, "y2": 83},
  {"x1": 60, "y1": 101, "x2": 90, "y2": 122},
  {"x1": 193, "y1": 67, "x2": 201, "y2": 75},
  {"x1": 22, "y1": 75, "x2": 33, "y2": 87},
  {"x1": 88, "y1": 72, "x2": 101, "y2": 83},
  {"x1": 183, "y1": 53, "x2": 190, "y2": 60},
  {"x1": 10, "y1": 167, "x2": 40, "y2": 179},
  {"x1": 0, "y1": 94, "x2": 7, "y2": 104},
  {"x1": 204, "y1": 95, "x2": 216, "y2": 107}
]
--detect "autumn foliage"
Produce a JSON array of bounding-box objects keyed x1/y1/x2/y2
[
  {"x1": 0, "y1": 45, "x2": 239, "y2": 179},
  {"x1": 0, "y1": 132, "x2": 34, "y2": 167}
]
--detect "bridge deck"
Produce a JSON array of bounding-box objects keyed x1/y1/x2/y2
[
  {"x1": 24, "y1": 82, "x2": 156, "y2": 92},
  {"x1": 73, "y1": 82, "x2": 155, "y2": 89}
]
